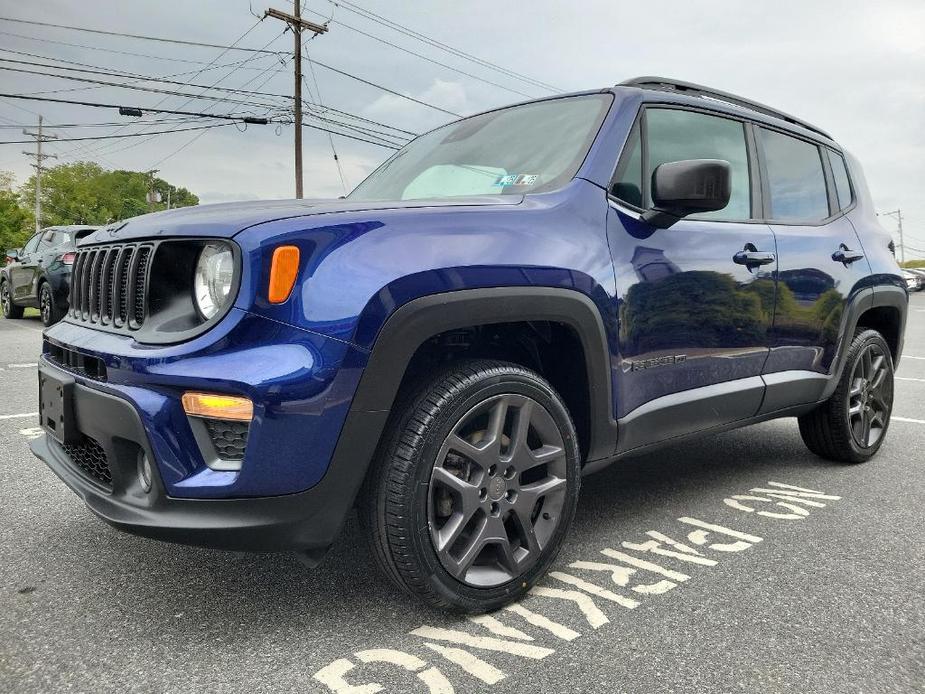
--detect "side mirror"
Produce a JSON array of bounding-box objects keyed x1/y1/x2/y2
[
  {"x1": 5, "y1": 249, "x2": 19, "y2": 263},
  {"x1": 643, "y1": 159, "x2": 731, "y2": 228}
]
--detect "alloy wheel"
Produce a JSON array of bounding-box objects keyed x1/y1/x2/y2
[
  {"x1": 1, "y1": 284, "x2": 9, "y2": 316},
  {"x1": 847, "y1": 343, "x2": 892, "y2": 448},
  {"x1": 427, "y1": 393, "x2": 568, "y2": 588},
  {"x1": 41, "y1": 286, "x2": 52, "y2": 324}
]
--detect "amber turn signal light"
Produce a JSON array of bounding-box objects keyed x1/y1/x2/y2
[
  {"x1": 181, "y1": 392, "x2": 253, "y2": 421},
  {"x1": 268, "y1": 245, "x2": 300, "y2": 304}
]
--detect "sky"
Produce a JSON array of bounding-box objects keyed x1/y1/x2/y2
[{"x1": 0, "y1": 0, "x2": 922, "y2": 258}]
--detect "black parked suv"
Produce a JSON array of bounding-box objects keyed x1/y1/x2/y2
[{"x1": 2, "y1": 226, "x2": 97, "y2": 326}]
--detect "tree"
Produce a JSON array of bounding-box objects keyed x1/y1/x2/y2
[
  {"x1": 0, "y1": 171, "x2": 30, "y2": 253},
  {"x1": 18, "y1": 162, "x2": 199, "y2": 228}
]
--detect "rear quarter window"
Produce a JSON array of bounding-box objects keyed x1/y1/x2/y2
[{"x1": 827, "y1": 149, "x2": 854, "y2": 210}]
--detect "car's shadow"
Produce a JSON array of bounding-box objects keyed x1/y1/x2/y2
[{"x1": 47, "y1": 419, "x2": 839, "y2": 634}]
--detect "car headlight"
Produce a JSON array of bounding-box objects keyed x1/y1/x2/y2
[{"x1": 193, "y1": 242, "x2": 234, "y2": 320}]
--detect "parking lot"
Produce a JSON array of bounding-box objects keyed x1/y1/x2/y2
[{"x1": 0, "y1": 295, "x2": 923, "y2": 693}]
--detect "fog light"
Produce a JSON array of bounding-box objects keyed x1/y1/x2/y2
[{"x1": 137, "y1": 451, "x2": 153, "y2": 493}]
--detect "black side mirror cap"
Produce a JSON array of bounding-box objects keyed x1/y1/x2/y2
[{"x1": 644, "y1": 159, "x2": 732, "y2": 228}]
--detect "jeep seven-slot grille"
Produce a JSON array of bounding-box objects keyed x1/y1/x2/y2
[{"x1": 69, "y1": 243, "x2": 153, "y2": 328}]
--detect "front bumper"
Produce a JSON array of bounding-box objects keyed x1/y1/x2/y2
[{"x1": 30, "y1": 364, "x2": 383, "y2": 552}]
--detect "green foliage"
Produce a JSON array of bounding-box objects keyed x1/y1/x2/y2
[
  {"x1": 18, "y1": 162, "x2": 199, "y2": 228},
  {"x1": 0, "y1": 171, "x2": 31, "y2": 253},
  {"x1": 901, "y1": 259, "x2": 925, "y2": 269},
  {"x1": 620, "y1": 271, "x2": 773, "y2": 351}
]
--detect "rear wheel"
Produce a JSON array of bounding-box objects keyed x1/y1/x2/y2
[
  {"x1": 360, "y1": 359, "x2": 580, "y2": 612},
  {"x1": 40, "y1": 282, "x2": 64, "y2": 326},
  {"x1": 1, "y1": 280, "x2": 24, "y2": 319},
  {"x1": 798, "y1": 329, "x2": 894, "y2": 463}
]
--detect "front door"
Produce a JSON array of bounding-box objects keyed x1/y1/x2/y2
[
  {"x1": 11, "y1": 232, "x2": 42, "y2": 302},
  {"x1": 607, "y1": 106, "x2": 777, "y2": 451}
]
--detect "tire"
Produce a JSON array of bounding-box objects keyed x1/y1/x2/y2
[
  {"x1": 1, "y1": 280, "x2": 24, "y2": 319},
  {"x1": 798, "y1": 329, "x2": 895, "y2": 463},
  {"x1": 39, "y1": 282, "x2": 64, "y2": 327},
  {"x1": 360, "y1": 359, "x2": 581, "y2": 612}
]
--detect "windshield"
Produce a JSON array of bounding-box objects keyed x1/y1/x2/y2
[{"x1": 349, "y1": 93, "x2": 613, "y2": 201}]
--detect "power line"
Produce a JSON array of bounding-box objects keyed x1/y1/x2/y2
[
  {"x1": 0, "y1": 51, "x2": 293, "y2": 102},
  {"x1": 299, "y1": 6, "x2": 536, "y2": 99},
  {"x1": 0, "y1": 93, "x2": 273, "y2": 123},
  {"x1": 0, "y1": 28, "x2": 284, "y2": 72},
  {"x1": 0, "y1": 64, "x2": 289, "y2": 111},
  {"x1": 308, "y1": 56, "x2": 461, "y2": 116},
  {"x1": 0, "y1": 17, "x2": 461, "y2": 119},
  {"x1": 64, "y1": 20, "x2": 280, "y2": 160},
  {"x1": 330, "y1": 0, "x2": 562, "y2": 93},
  {"x1": 0, "y1": 16, "x2": 286, "y2": 56},
  {"x1": 0, "y1": 117, "x2": 210, "y2": 129},
  {"x1": 0, "y1": 122, "x2": 238, "y2": 144}
]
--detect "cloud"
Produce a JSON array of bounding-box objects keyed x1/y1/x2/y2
[{"x1": 362, "y1": 78, "x2": 468, "y2": 131}]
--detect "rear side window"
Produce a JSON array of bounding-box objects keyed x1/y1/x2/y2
[
  {"x1": 39, "y1": 230, "x2": 56, "y2": 249},
  {"x1": 759, "y1": 128, "x2": 830, "y2": 222},
  {"x1": 645, "y1": 109, "x2": 751, "y2": 221},
  {"x1": 827, "y1": 149, "x2": 853, "y2": 210}
]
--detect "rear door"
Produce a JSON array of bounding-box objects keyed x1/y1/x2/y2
[
  {"x1": 755, "y1": 128, "x2": 871, "y2": 410},
  {"x1": 607, "y1": 106, "x2": 777, "y2": 450}
]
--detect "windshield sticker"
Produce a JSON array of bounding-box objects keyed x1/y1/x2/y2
[{"x1": 494, "y1": 174, "x2": 539, "y2": 187}]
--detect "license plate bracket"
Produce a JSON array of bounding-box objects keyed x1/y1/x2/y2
[{"x1": 39, "y1": 368, "x2": 79, "y2": 445}]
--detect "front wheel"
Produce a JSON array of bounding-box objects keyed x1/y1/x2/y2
[
  {"x1": 1, "y1": 280, "x2": 24, "y2": 319},
  {"x1": 360, "y1": 359, "x2": 581, "y2": 612},
  {"x1": 798, "y1": 329, "x2": 895, "y2": 463}
]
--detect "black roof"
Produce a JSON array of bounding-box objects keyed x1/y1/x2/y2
[{"x1": 618, "y1": 76, "x2": 832, "y2": 140}]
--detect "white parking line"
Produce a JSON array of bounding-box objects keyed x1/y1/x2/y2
[
  {"x1": 893, "y1": 416, "x2": 925, "y2": 425},
  {"x1": 0, "y1": 412, "x2": 38, "y2": 421},
  {"x1": 903, "y1": 355, "x2": 925, "y2": 360},
  {"x1": 896, "y1": 377, "x2": 925, "y2": 383}
]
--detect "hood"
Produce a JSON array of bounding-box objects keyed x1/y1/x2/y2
[{"x1": 78, "y1": 195, "x2": 524, "y2": 245}]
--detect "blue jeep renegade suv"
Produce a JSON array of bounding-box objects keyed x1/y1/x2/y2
[{"x1": 32, "y1": 77, "x2": 907, "y2": 612}]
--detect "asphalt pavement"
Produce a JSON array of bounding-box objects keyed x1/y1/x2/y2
[{"x1": 1, "y1": 295, "x2": 923, "y2": 693}]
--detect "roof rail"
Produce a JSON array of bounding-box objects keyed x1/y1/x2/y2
[{"x1": 618, "y1": 76, "x2": 832, "y2": 140}]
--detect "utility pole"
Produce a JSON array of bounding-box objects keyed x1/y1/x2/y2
[
  {"x1": 880, "y1": 209, "x2": 905, "y2": 264},
  {"x1": 264, "y1": 6, "x2": 328, "y2": 199},
  {"x1": 22, "y1": 115, "x2": 58, "y2": 233}
]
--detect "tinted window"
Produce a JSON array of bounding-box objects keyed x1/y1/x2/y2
[
  {"x1": 645, "y1": 108, "x2": 751, "y2": 221},
  {"x1": 827, "y1": 149, "x2": 853, "y2": 210},
  {"x1": 759, "y1": 129, "x2": 829, "y2": 222},
  {"x1": 22, "y1": 234, "x2": 41, "y2": 254},
  {"x1": 39, "y1": 230, "x2": 56, "y2": 249},
  {"x1": 612, "y1": 121, "x2": 642, "y2": 207}
]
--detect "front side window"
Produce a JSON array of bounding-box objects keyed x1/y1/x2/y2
[
  {"x1": 759, "y1": 128, "x2": 830, "y2": 222},
  {"x1": 827, "y1": 149, "x2": 853, "y2": 210},
  {"x1": 645, "y1": 108, "x2": 751, "y2": 221},
  {"x1": 22, "y1": 234, "x2": 41, "y2": 254},
  {"x1": 349, "y1": 94, "x2": 613, "y2": 201}
]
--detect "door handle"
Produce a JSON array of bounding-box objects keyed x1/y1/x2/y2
[
  {"x1": 733, "y1": 246, "x2": 776, "y2": 268},
  {"x1": 832, "y1": 245, "x2": 864, "y2": 265}
]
